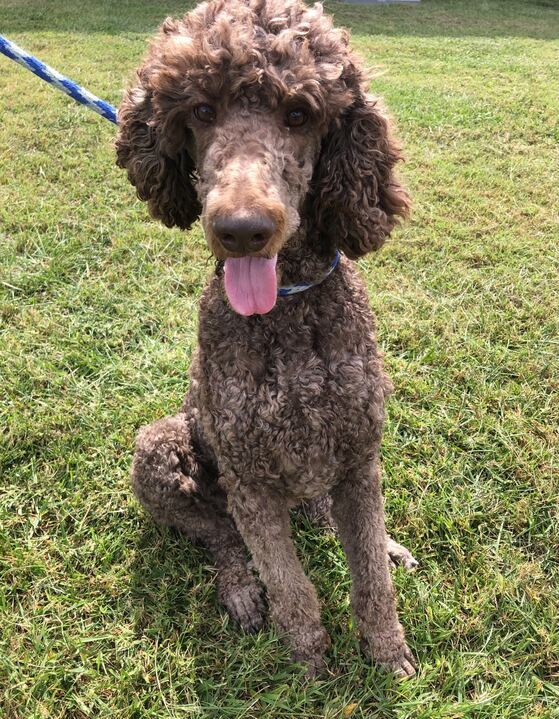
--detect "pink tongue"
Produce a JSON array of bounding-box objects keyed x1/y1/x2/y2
[{"x1": 224, "y1": 255, "x2": 278, "y2": 316}]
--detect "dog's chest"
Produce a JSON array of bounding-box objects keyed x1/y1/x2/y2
[{"x1": 192, "y1": 299, "x2": 389, "y2": 497}]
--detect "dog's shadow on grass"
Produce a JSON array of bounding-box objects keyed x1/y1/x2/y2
[{"x1": 128, "y1": 524, "x2": 228, "y2": 646}]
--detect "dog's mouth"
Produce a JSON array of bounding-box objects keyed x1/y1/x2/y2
[{"x1": 224, "y1": 255, "x2": 278, "y2": 316}]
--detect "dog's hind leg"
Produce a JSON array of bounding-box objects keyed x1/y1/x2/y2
[
  {"x1": 131, "y1": 413, "x2": 266, "y2": 632},
  {"x1": 301, "y1": 495, "x2": 418, "y2": 570}
]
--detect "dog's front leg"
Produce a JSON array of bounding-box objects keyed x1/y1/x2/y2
[
  {"x1": 225, "y1": 479, "x2": 331, "y2": 676},
  {"x1": 331, "y1": 459, "x2": 417, "y2": 678}
]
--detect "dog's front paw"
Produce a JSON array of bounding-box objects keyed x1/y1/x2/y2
[
  {"x1": 292, "y1": 624, "x2": 331, "y2": 678},
  {"x1": 293, "y1": 650, "x2": 327, "y2": 679},
  {"x1": 362, "y1": 631, "x2": 417, "y2": 679},
  {"x1": 377, "y1": 642, "x2": 417, "y2": 678}
]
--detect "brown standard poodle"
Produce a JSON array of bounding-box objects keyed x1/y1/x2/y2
[{"x1": 116, "y1": 0, "x2": 418, "y2": 677}]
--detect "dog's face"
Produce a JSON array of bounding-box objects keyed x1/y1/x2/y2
[
  {"x1": 195, "y1": 104, "x2": 320, "y2": 261},
  {"x1": 117, "y1": 0, "x2": 409, "y2": 315}
]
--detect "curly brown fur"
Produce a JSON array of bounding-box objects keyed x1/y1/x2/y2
[{"x1": 120, "y1": 0, "x2": 416, "y2": 677}]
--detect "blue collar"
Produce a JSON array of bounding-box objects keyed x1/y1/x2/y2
[{"x1": 278, "y1": 250, "x2": 341, "y2": 297}]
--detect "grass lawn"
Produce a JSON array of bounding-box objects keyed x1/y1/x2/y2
[{"x1": 1, "y1": 0, "x2": 558, "y2": 716}]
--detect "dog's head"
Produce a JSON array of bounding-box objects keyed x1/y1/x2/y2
[{"x1": 116, "y1": 0, "x2": 409, "y2": 315}]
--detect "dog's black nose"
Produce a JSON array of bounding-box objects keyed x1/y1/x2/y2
[{"x1": 213, "y1": 213, "x2": 276, "y2": 254}]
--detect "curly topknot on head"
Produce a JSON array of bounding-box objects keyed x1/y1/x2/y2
[{"x1": 116, "y1": 0, "x2": 409, "y2": 258}]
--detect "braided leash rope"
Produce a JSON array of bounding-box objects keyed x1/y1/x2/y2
[{"x1": 0, "y1": 34, "x2": 118, "y2": 124}]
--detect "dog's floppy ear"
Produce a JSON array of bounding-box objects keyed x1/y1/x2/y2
[
  {"x1": 309, "y1": 93, "x2": 410, "y2": 259},
  {"x1": 116, "y1": 80, "x2": 201, "y2": 230}
]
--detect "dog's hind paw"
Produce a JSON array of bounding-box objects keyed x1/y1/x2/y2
[
  {"x1": 219, "y1": 578, "x2": 267, "y2": 633},
  {"x1": 386, "y1": 536, "x2": 419, "y2": 571}
]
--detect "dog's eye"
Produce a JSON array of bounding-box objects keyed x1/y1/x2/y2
[
  {"x1": 285, "y1": 108, "x2": 308, "y2": 128},
  {"x1": 194, "y1": 103, "x2": 216, "y2": 124}
]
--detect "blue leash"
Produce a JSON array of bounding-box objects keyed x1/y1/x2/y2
[{"x1": 0, "y1": 34, "x2": 118, "y2": 124}]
